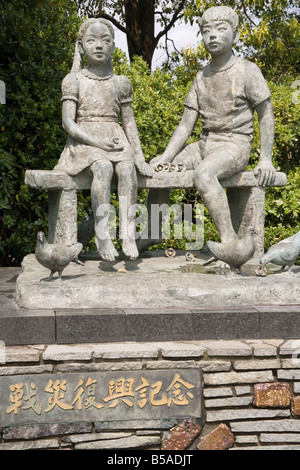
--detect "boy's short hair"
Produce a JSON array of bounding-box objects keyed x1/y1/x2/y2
[{"x1": 200, "y1": 6, "x2": 239, "y2": 32}]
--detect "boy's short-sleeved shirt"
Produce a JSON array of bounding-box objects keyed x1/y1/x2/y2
[{"x1": 184, "y1": 55, "x2": 271, "y2": 135}]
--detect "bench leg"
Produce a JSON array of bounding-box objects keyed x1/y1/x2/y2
[
  {"x1": 137, "y1": 188, "x2": 170, "y2": 251},
  {"x1": 227, "y1": 186, "x2": 266, "y2": 259},
  {"x1": 48, "y1": 189, "x2": 78, "y2": 245}
]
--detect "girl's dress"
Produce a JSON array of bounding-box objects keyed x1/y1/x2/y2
[{"x1": 54, "y1": 69, "x2": 134, "y2": 176}]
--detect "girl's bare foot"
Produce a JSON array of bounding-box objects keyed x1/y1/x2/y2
[{"x1": 97, "y1": 238, "x2": 119, "y2": 261}]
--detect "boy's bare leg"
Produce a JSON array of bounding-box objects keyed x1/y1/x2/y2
[
  {"x1": 193, "y1": 152, "x2": 241, "y2": 244},
  {"x1": 115, "y1": 161, "x2": 139, "y2": 260},
  {"x1": 90, "y1": 160, "x2": 119, "y2": 261}
]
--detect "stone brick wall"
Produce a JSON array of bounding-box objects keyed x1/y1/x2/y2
[{"x1": 1, "y1": 339, "x2": 300, "y2": 450}]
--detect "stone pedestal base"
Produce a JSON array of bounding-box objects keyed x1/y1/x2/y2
[
  {"x1": 15, "y1": 252, "x2": 300, "y2": 311},
  {"x1": 1, "y1": 252, "x2": 297, "y2": 345}
]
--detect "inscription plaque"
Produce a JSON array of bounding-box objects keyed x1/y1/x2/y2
[{"x1": 0, "y1": 370, "x2": 203, "y2": 427}]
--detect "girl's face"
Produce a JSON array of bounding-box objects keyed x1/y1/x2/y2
[
  {"x1": 81, "y1": 22, "x2": 115, "y2": 66},
  {"x1": 202, "y1": 20, "x2": 237, "y2": 57}
]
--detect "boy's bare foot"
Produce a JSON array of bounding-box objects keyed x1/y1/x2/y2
[{"x1": 122, "y1": 239, "x2": 139, "y2": 260}]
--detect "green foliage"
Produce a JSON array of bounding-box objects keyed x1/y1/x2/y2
[
  {"x1": 264, "y1": 168, "x2": 300, "y2": 248},
  {"x1": 0, "y1": 0, "x2": 80, "y2": 265},
  {"x1": 115, "y1": 55, "x2": 192, "y2": 160}
]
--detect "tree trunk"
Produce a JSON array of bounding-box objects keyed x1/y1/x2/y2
[{"x1": 123, "y1": 0, "x2": 156, "y2": 68}]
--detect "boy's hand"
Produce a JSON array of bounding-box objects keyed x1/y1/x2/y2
[
  {"x1": 150, "y1": 154, "x2": 171, "y2": 168},
  {"x1": 254, "y1": 161, "x2": 276, "y2": 186},
  {"x1": 136, "y1": 161, "x2": 154, "y2": 177}
]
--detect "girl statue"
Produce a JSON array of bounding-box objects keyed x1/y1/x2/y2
[{"x1": 54, "y1": 18, "x2": 153, "y2": 261}]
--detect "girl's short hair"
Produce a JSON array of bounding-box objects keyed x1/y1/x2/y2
[
  {"x1": 200, "y1": 6, "x2": 239, "y2": 32},
  {"x1": 78, "y1": 18, "x2": 115, "y2": 44}
]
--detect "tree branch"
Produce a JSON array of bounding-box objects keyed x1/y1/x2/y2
[
  {"x1": 240, "y1": 0, "x2": 258, "y2": 28},
  {"x1": 155, "y1": 0, "x2": 187, "y2": 44},
  {"x1": 95, "y1": 11, "x2": 137, "y2": 46}
]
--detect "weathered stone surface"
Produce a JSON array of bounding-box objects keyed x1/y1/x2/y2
[
  {"x1": 93, "y1": 343, "x2": 159, "y2": 359},
  {"x1": 0, "y1": 439, "x2": 59, "y2": 450},
  {"x1": 230, "y1": 419, "x2": 300, "y2": 433},
  {"x1": 204, "y1": 370, "x2": 273, "y2": 385},
  {"x1": 3, "y1": 422, "x2": 92, "y2": 440},
  {"x1": 56, "y1": 361, "x2": 143, "y2": 372},
  {"x1": 260, "y1": 433, "x2": 300, "y2": 443},
  {"x1": 136, "y1": 430, "x2": 161, "y2": 435},
  {"x1": 63, "y1": 432, "x2": 133, "y2": 444},
  {"x1": 145, "y1": 360, "x2": 196, "y2": 369},
  {"x1": 235, "y1": 435, "x2": 258, "y2": 444},
  {"x1": 230, "y1": 445, "x2": 300, "y2": 451},
  {"x1": 74, "y1": 435, "x2": 160, "y2": 450},
  {"x1": 281, "y1": 359, "x2": 300, "y2": 369},
  {"x1": 198, "y1": 361, "x2": 231, "y2": 372},
  {"x1": 197, "y1": 424, "x2": 234, "y2": 450},
  {"x1": 95, "y1": 419, "x2": 178, "y2": 431},
  {"x1": 253, "y1": 383, "x2": 291, "y2": 408},
  {"x1": 43, "y1": 344, "x2": 94, "y2": 361},
  {"x1": 246, "y1": 341, "x2": 277, "y2": 357},
  {"x1": 234, "y1": 359, "x2": 281, "y2": 370},
  {"x1": 204, "y1": 388, "x2": 233, "y2": 398},
  {"x1": 4, "y1": 346, "x2": 41, "y2": 363},
  {"x1": 207, "y1": 408, "x2": 290, "y2": 422},
  {"x1": 235, "y1": 386, "x2": 252, "y2": 396},
  {"x1": 198, "y1": 340, "x2": 252, "y2": 357},
  {"x1": 161, "y1": 420, "x2": 201, "y2": 450},
  {"x1": 280, "y1": 339, "x2": 300, "y2": 356},
  {"x1": 277, "y1": 369, "x2": 300, "y2": 380},
  {"x1": 0, "y1": 365, "x2": 53, "y2": 376},
  {"x1": 205, "y1": 397, "x2": 253, "y2": 408},
  {"x1": 149, "y1": 342, "x2": 205, "y2": 358},
  {"x1": 292, "y1": 396, "x2": 300, "y2": 416}
]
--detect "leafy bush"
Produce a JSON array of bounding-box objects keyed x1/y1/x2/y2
[{"x1": 0, "y1": 0, "x2": 80, "y2": 265}]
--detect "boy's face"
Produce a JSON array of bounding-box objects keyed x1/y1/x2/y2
[
  {"x1": 81, "y1": 22, "x2": 115, "y2": 66},
  {"x1": 202, "y1": 20, "x2": 237, "y2": 57}
]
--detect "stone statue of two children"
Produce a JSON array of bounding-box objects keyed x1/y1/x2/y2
[{"x1": 54, "y1": 6, "x2": 276, "y2": 268}]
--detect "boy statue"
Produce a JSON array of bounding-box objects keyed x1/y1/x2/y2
[{"x1": 150, "y1": 6, "x2": 276, "y2": 262}]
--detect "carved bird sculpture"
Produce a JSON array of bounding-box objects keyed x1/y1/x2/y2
[
  {"x1": 35, "y1": 231, "x2": 83, "y2": 281},
  {"x1": 256, "y1": 231, "x2": 300, "y2": 276},
  {"x1": 203, "y1": 226, "x2": 256, "y2": 275}
]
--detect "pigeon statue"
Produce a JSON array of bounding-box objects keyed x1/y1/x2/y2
[
  {"x1": 35, "y1": 231, "x2": 84, "y2": 281},
  {"x1": 203, "y1": 226, "x2": 256, "y2": 276},
  {"x1": 256, "y1": 231, "x2": 300, "y2": 276}
]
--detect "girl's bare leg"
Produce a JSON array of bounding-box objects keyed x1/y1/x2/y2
[
  {"x1": 115, "y1": 161, "x2": 139, "y2": 260},
  {"x1": 90, "y1": 160, "x2": 119, "y2": 261}
]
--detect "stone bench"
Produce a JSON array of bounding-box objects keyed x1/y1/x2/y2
[{"x1": 25, "y1": 169, "x2": 287, "y2": 258}]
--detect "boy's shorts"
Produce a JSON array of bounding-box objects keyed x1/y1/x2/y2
[{"x1": 173, "y1": 132, "x2": 253, "y2": 174}]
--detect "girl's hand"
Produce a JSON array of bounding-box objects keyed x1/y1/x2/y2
[{"x1": 97, "y1": 137, "x2": 124, "y2": 152}]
